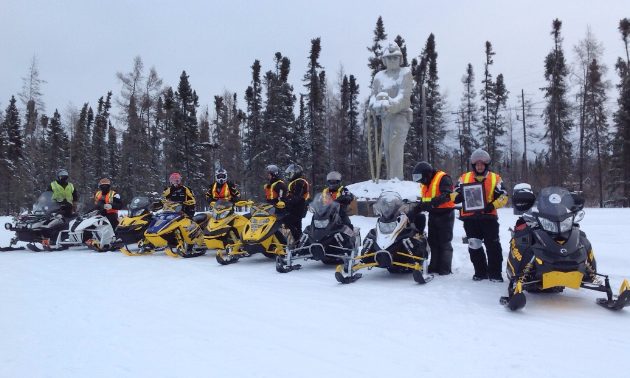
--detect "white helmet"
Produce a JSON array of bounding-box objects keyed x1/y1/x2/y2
[
  {"x1": 326, "y1": 171, "x2": 342, "y2": 191},
  {"x1": 215, "y1": 168, "x2": 227, "y2": 185}
]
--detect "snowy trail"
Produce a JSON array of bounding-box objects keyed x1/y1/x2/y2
[{"x1": 1, "y1": 209, "x2": 629, "y2": 377}]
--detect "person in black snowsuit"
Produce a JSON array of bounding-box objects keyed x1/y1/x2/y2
[
  {"x1": 163, "y1": 172, "x2": 196, "y2": 218},
  {"x1": 408, "y1": 162, "x2": 455, "y2": 276},
  {"x1": 283, "y1": 164, "x2": 310, "y2": 242}
]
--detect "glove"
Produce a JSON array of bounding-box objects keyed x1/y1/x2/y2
[
  {"x1": 484, "y1": 202, "x2": 495, "y2": 213},
  {"x1": 103, "y1": 204, "x2": 112, "y2": 210},
  {"x1": 419, "y1": 202, "x2": 432, "y2": 212}
]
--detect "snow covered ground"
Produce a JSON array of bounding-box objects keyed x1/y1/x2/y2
[{"x1": 1, "y1": 190, "x2": 629, "y2": 377}]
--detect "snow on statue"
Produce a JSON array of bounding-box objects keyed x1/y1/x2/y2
[{"x1": 368, "y1": 41, "x2": 413, "y2": 180}]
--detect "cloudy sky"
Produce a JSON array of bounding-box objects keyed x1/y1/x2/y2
[{"x1": 1, "y1": 0, "x2": 628, "y2": 130}]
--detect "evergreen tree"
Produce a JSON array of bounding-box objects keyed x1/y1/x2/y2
[
  {"x1": 517, "y1": 90, "x2": 538, "y2": 183},
  {"x1": 478, "y1": 41, "x2": 497, "y2": 155},
  {"x1": 243, "y1": 60, "x2": 264, "y2": 199},
  {"x1": 610, "y1": 18, "x2": 630, "y2": 206},
  {"x1": 458, "y1": 63, "x2": 479, "y2": 172},
  {"x1": 394, "y1": 35, "x2": 409, "y2": 67},
  {"x1": 1, "y1": 96, "x2": 23, "y2": 213},
  {"x1": 367, "y1": 16, "x2": 387, "y2": 84},
  {"x1": 303, "y1": 38, "x2": 328, "y2": 191},
  {"x1": 107, "y1": 123, "x2": 121, "y2": 187},
  {"x1": 69, "y1": 103, "x2": 93, "y2": 195},
  {"x1": 91, "y1": 93, "x2": 112, "y2": 184},
  {"x1": 541, "y1": 19, "x2": 574, "y2": 186},
  {"x1": 46, "y1": 110, "x2": 69, "y2": 181}
]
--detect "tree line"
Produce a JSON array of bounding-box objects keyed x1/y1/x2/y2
[{"x1": 1, "y1": 17, "x2": 630, "y2": 214}]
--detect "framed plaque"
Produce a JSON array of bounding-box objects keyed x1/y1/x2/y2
[{"x1": 461, "y1": 182, "x2": 486, "y2": 212}]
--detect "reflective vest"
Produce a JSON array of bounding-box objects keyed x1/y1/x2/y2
[
  {"x1": 322, "y1": 186, "x2": 344, "y2": 205},
  {"x1": 459, "y1": 171, "x2": 499, "y2": 216},
  {"x1": 212, "y1": 182, "x2": 231, "y2": 201},
  {"x1": 94, "y1": 190, "x2": 118, "y2": 214},
  {"x1": 420, "y1": 171, "x2": 455, "y2": 209},
  {"x1": 288, "y1": 178, "x2": 310, "y2": 200},
  {"x1": 51, "y1": 182, "x2": 74, "y2": 203},
  {"x1": 265, "y1": 180, "x2": 285, "y2": 200}
]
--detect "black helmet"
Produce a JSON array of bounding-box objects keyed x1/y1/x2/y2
[
  {"x1": 470, "y1": 149, "x2": 491, "y2": 173},
  {"x1": 266, "y1": 165, "x2": 280, "y2": 181},
  {"x1": 215, "y1": 168, "x2": 227, "y2": 185},
  {"x1": 326, "y1": 171, "x2": 342, "y2": 191},
  {"x1": 285, "y1": 164, "x2": 303, "y2": 181},
  {"x1": 412, "y1": 162, "x2": 432, "y2": 185}
]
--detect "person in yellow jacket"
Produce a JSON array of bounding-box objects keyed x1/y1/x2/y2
[
  {"x1": 454, "y1": 149, "x2": 508, "y2": 282},
  {"x1": 163, "y1": 172, "x2": 196, "y2": 217},
  {"x1": 46, "y1": 169, "x2": 78, "y2": 217},
  {"x1": 409, "y1": 161, "x2": 455, "y2": 276}
]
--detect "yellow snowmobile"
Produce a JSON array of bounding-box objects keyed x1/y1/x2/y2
[
  {"x1": 216, "y1": 201, "x2": 291, "y2": 265},
  {"x1": 142, "y1": 200, "x2": 210, "y2": 258},
  {"x1": 203, "y1": 199, "x2": 251, "y2": 254},
  {"x1": 118, "y1": 197, "x2": 159, "y2": 256}
]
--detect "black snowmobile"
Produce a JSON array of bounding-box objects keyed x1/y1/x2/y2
[
  {"x1": 501, "y1": 186, "x2": 630, "y2": 311},
  {"x1": 2, "y1": 191, "x2": 74, "y2": 252},
  {"x1": 334, "y1": 191, "x2": 432, "y2": 284},
  {"x1": 276, "y1": 192, "x2": 361, "y2": 273}
]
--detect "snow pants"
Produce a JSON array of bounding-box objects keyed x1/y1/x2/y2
[
  {"x1": 427, "y1": 210, "x2": 455, "y2": 275},
  {"x1": 463, "y1": 218, "x2": 502, "y2": 279}
]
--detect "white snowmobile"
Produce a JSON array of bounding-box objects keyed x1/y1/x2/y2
[
  {"x1": 334, "y1": 191, "x2": 432, "y2": 284},
  {"x1": 57, "y1": 204, "x2": 121, "y2": 252},
  {"x1": 2, "y1": 191, "x2": 74, "y2": 252}
]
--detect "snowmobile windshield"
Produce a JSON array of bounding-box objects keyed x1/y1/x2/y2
[
  {"x1": 32, "y1": 191, "x2": 62, "y2": 215},
  {"x1": 309, "y1": 193, "x2": 340, "y2": 217},
  {"x1": 129, "y1": 197, "x2": 151, "y2": 217},
  {"x1": 529, "y1": 187, "x2": 577, "y2": 222},
  {"x1": 213, "y1": 199, "x2": 233, "y2": 212},
  {"x1": 373, "y1": 191, "x2": 403, "y2": 222}
]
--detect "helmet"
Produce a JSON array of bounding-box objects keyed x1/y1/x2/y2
[
  {"x1": 326, "y1": 171, "x2": 342, "y2": 191},
  {"x1": 98, "y1": 178, "x2": 111, "y2": 191},
  {"x1": 470, "y1": 149, "x2": 491, "y2": 173},
  {"x1": 285, "y1": 164, "x2": 303, "y2": 181},
  {"x1": 169, "y1": 172, "x2": 182, "y2": 187},
  {"x1": 381, "y1": 42, "x2": 402, "y2": 65},
  {"x1": 412, "y1": 161, "x2": 433, "y2": 185},
  {"x1": 215, "y1": 168, "x2": 227, "y2": 185},
  {"x1": 266, "y1": 165, "x2": 280, "y2": 181},
  {"x1": 57, "y1": 169, "x2": 69, "y2": 183}
]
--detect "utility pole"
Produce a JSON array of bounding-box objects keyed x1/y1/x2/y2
[
  {"x1": 422, "y1": 85, "x2": 427, "y2": 162},
  {"x1": 521, "y1": 89, "x2": 527, "y2": 183}
]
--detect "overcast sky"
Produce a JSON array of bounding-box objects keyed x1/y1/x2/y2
[{"x1": 1, "y1": 0, "x2": 628, "y2": 130}]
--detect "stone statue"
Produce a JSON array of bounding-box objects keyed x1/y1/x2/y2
[{"x1": 368, "y1": 42, "x2": 413, "y2": 181}]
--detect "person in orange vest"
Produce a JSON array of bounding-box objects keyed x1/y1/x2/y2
[
  {"x1": 205, "y1": 168, "x2": 240, "y2": 204},
  {"x1": 453, "y1": 149, "x2": 508, "y2": 282},
  {"x1": 283, "y1": 163, "x2": 310, "y2": 242},
  {"x1": 409, "y1": 161, "x2": 455, "y2": 276},
  {"x1": 94, "y1": 178, "x2": 123, "y2": 229},
  {"x1": 264, "y1": 165, "x2": 288, "y2": 205},
  {"x1": 322, "y1": 171, "x2": 354, "y2": 229}
]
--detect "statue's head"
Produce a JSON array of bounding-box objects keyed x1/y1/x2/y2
[{"x1": 381, "y1": 42, "x2": 402, "y2": 68}]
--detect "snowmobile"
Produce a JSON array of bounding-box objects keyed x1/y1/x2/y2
[
  {"x1": 142, "y1": 200, "x2": 210, "y2": 258},
  {"x1": 334, "y1": 191, "x2": 432, "y2": 284},
  {"x1": 203, "y1": 199, "x2": 250, "y2": 253},
  {"x1": 118, "y1": 197, "x2": 158, "y2": 256},
  {"x1": 276, "y1": 192, "x2": 360, "y2": 273},
  {"x1": 57, "y1": 204, "x2": 121, "y2": 252},
  {"x1": 216, "y1": 201, "x2": 290, "y2": 265},
  {"x1": 501, "y1": 186, "x2": 630, "y2": 311},
  {"x1": 2, "y1": 191, "x2": 75, "y2": 252}
]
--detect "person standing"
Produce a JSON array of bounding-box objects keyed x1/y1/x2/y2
[
  {"x1": 454, "y1": 149, "x2": 508, "y2": 282},
  {"x1": 93, "y1": 178, "x2": 123, "y2": 229},
  {"x1": 409, "y1": 161, "x2": 455, "y2": 276},
  {"x1": 284, "y1": 164, "x2": 309, "y2": 242},
  {"x1": 47, "y1": 169, "x2": 78, "y2": 217}
]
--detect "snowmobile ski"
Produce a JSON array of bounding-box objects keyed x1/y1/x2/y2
[
  {"x1": 0, "y1": 246, "x2": 25, "y2": 252},
  {"x1": 500, "y1": 293, "x2": 527, "y2": 311},
  {"x1": 275, "y1": 255, "x2": 302, "y2": 273},
  {"x1": 413, "y1": 270, "x2": 434, "y2": 284},
  {"x1": 596, "y1": 279, "x2": 630, "y2": 311},
  {"x1": 216, "y1": 249, "x2": 239, "y2": 265},
  {"x1": 120, "y1": 246, "x2": 155, "y2": 256},
  {"x1": 334, "y1": 265, "x2": 362, "y2": 284},
  {"x1": 26, "y1": 243, "x2": 43, "y2": 252}
]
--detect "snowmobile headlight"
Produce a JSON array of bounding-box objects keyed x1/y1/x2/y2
[
  {"x1": 314, "y1": 219, "x2": 329, "y2": 229},
  {"x1": 131, "y1": 209, "x2": 146, "y2": 217},
  {"x1": 538, "y1": 217, "x2": 558, "y2": 233},
  {"x1": 378, "y1": 221, "x2": 397, "y2": 234},
  {"x1": 559, "y1": 216, "x2": 574, "y2": 233},
  {"x1": 4, "y1": 222, "x2": 11, "y2": 230},
  {"x1": 216, "y1": 211, "x2": 230, "y2": 220}
]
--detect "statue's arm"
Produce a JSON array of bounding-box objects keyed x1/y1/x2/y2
[{"x1": 388, "y1": 69, "x2": 413, "y2": 114}]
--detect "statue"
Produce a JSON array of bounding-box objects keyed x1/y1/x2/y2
[{"x1": 368, "y1": 42, "x2": 413, "y2": 181}]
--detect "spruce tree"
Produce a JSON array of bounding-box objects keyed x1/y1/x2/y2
[
  {"x1": 46, "y1": 110, "x2": 69, "y2": 183},
  {"x1": 478, "y1": 41, "x2": 497, "y2": 155},
  {"x1": 458, "y1": 63, "x2": 479, "y2": 172},
  {"x1": 541, "y1": 19, "x2": 573, "y2": 186},
  {"x1": 367, "y1": 16, "x2": 387, "y2": 84},
  {"x1": 243, "y1": 60, "x2": 264, "y2": 199},
  {"x1": 70, "y1": 103, "x2": 92, "y2": 195},
  {"x1": 610, "y1": 18, "x2": 630, "y2": 206},
  {"x1": 1, "y1": 96, "x2": 23, "y2": 213}
]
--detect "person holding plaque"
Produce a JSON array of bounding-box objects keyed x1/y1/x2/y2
[{"x1": 454, "y1": 149, "x2": 508, "y2": 282}]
